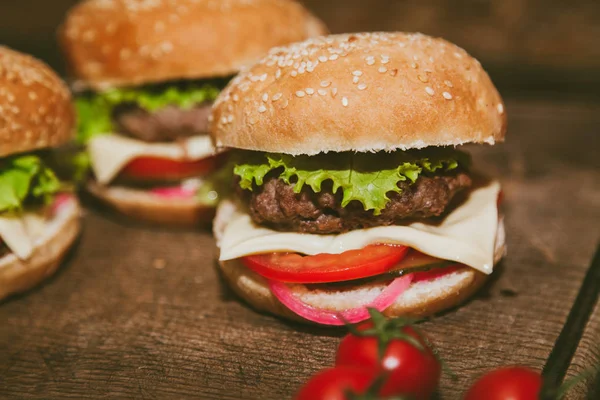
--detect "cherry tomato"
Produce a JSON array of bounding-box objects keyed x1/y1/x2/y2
[
  {"x1": 242, "y1": 245, "x2": 409, "y2": 284},
  {"x1": 294, "y1": 366, "x2": 376, "y2": 400},
  {"x1": 335, "y1": 324, "x2": 441, "y2": 400},
  {"x1": 464, "y1": 366, "x2": 542, "y2": 400},
  {"x1": 121, "y1": 153, "x2": 225, "y2": 181}
]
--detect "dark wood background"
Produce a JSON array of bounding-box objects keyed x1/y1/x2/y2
[
  {"x1": 1, "y1": 0, "x2": 600, "y2": 93},
  {"x1": 1, "y1": 1, "x2": 599, "y2": 399}
]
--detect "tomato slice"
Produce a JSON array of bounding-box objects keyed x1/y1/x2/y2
[
  {"x1": 412, "y1": 265, "x2": 463, "y2": 283},
  {"x1": 121, "y1": 153, "x2": 226, "y2": 181},
  {"x1": 242, "y1": 244, "x2": 409, "y2": 284}
]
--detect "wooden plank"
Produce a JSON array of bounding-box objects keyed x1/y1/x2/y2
[
  {"x1": 541, "y1": 245, "x2": 600, "y2": 398},
  {"x1": 0, "y1": 99, "x2": 599, "y2": 399}
]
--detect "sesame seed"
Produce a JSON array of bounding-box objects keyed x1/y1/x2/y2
[
  {"x1": 444, "y1": 80, "x2": 453, "y2": 88},
  {"x1": 281, "y1": 99, "x2": 289, "y2": 109},
  {"x1": 220, "y1": 116, "x2": 227, "y2": 124},
  {"x1": 329, "y1": 54, "x2": 339, "y2": 61},
  {"x1": 357, "y1": 83, "x2": 367, "y2": 91},
  {"x1": 291, "y1": 71, "x2": 298, "y2": 77},
  {"x1": 318, "y1": 55, "x2": 328, "y2": 62},
  {"x1": 342, "y1": 97, "x2": 349, "y2": 107},
  {"x1": 272, "y1": 93, "x2": 283, "y2": 102},
  {"x1": 497, "y1": 104, "x2": 504, "y2": 114},
  {"x1": 443, "y1": 92, "x2": 453, "y2": 100},
  {"x1": 258, "y1": 105, "x2": 267, "y2": 113},
  {"x1": 320, "y1": 81, "x2": 331, "y2": 88},
  {"x1": 259, "y1": 73, "x2": 267, "y2": 82},
  {"x1": 418, "y1": 75, "x2": 429, "y2": 83},
  {"x1": 353, "y1": 76, "x2": 360, "y2": 84},
  {"x1": 120, "y1": 49, "x2": 132, "y2": 60},
  {"x1": 304, "y1": 88, "x2": 314, "y2": 95},
  {"x1": 318, "y1": 89, "x2": 327, "y2": 96},
  {"x1": 332, "y1": 88, "x2": 338, "y2": 98},
  {"x1": 275, "y1": 69, "x2": 282, "y2": 79},
  {"x1": 262, "y1": 93, "x2": 269, "y2": 102},
  {"x1": 232, "y1": 94, "x2": 239, "y2": 102},
  {"x1": 411, "y1": 63, "x2": 418, "y2": 69},
  {"x1": 154, "y1": 21, "x2": 165, "y2": 33},
  {"x1": 378, "y1": 67, "x2": 388, "y2": 73},
  {"x1": 425, "y1": 87, "x2": 435, "y2": 96},
  {"x1": 227, "y1": 115, "x2": 234, "y2": 123},
  {"x1": 353, "y1": 70, "x2": 363, "y2": 76},
  {"x1": 296, "y1": 91, "x2": 306, "y2": 97}
]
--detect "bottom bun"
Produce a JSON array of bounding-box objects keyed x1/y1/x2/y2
[
  {"x1": 87, "y1": 181, "x2": 215, "y2": 227},
  {"x1": 0, "y1": 197, "x2": 81, "y2": 301},
  {"x1": 219, "y1": 259, "x2": 488, "y2": 324},
  {"x1": 217, "y1": 221, "x2": 505, "y2": 324}
]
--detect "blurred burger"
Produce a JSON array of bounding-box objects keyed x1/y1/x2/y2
[
  {"x1": 0, "y1": 46, "x2": 81, "y2": 301},
  {"x1": 58, "y1": 0, "x2": 327, "y2": 226},
  {"x1": 211, "y1": 33, "x2": 507, "y2": 325}
]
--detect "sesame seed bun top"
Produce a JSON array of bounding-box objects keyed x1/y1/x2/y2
[
  {"x1": 59, "y1": 0, "x2": 328, "y2": 91},
  {"x1": 0, "y1": 46, "x2": 75, "y2": 158},
  {"x1": 211, "y1": 33, "x2": 507, "y2": 155}
]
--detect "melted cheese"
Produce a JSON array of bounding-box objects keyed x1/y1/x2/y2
[
  {"x1": 88, "y1": 134, "x2": 216, "y2": 184},
  {"x1": 0, "y1": 211, "x2": 48, "y2": 260},
  {"x1": 216, "y1": 181, "x2": 501, "y2": 274}
]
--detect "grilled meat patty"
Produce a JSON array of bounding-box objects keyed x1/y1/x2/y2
[
  {"x1": 114, "y1": 102, "x2": 213, "y2": 142},
  {"x1": 236, "y1": 171, "x2": 472, "y2": 234}
]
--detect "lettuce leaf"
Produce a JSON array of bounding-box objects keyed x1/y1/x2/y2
[
  {"x1": 75, "y1": 84, "x2": 222, "y2": 145},
  {"x1": 234, "y1": 149, "x2": 469, "y2": 215},
  {"x1": 0, "y1": 155, "x2": 61, "y2": 213}
]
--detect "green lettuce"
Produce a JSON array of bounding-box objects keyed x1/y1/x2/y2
[
  {"x1": 234, "y1": 149, "x2": 470, "y2": 215},
  {"x1": 0, "y1": 156, "x2": 61, "y2": 213},
  {"x1": 75, "y1": 84, "x2": 222, "y2": 144}
]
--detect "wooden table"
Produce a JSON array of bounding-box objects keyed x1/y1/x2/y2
[{"x1": 0, "y1": 99, "x2": 598, "y2": 399}]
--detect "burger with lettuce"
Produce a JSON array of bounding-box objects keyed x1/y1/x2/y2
[
  {"x1": 58, "y1": 0, "x2": 327, "y2": 225},
  {"x1": 0, "y1": 46, "x2": 81, "y2": 300},
  {"x1": 211, "y1": 33, "x2": 507, "y2": 325}
]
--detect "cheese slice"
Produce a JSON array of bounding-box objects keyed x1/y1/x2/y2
[
  {"x1": 216, "y1": 180, "x2": 501, "y2": 274},
  {"x1": 0, "y1": 210, "x2": 48, "y2": 260},
  {"x1": 88, "y1": 134, "x2": 216, "y2": 184}
]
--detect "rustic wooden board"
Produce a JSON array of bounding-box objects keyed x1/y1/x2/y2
[{"x1": 0, "y1": 99, "x2": 599, "y2": 399}]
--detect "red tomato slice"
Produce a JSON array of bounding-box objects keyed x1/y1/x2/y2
[
  {"x1": 121, "y1": 153, "x2": 226, "y2": 181},
  {"x1": 412, "y1": 265, "x2": 463, "y2": 283},
  {"x1": 242, "y1": 244, "x2": 409, "y2": 284}
]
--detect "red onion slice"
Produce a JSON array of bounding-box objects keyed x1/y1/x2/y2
[
  {"x1": 51, "y1": 193, "x2": 75, "y2": 214},
  {"x1": 269, "y1": 274, "x2": 414, "y2": 326},
  {"x1": 150, "y1": 186, "x2": 196, "y2": 199}
]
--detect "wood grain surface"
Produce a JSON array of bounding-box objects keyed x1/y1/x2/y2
[{"x1": 0, "y1": 99, "x2": 599, "y2": 399}]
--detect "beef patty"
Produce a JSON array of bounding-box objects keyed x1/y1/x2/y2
[
  {"x1": 236, "y1": 171, "x2": 472, "y2": 234},
  {"x1": 114, "y1": 102, "x2": 213, "y2": 142}
]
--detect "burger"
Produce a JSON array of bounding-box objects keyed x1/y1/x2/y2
[
  {"x1": 0, "y1": 46, "x2": 81, "y2": 301},
  {"x1": 211, "y1": 33, "x2": 507, "y2": 325},
  {"x1": 58, "y1": 0, "x2": 327, "y2": 226}
]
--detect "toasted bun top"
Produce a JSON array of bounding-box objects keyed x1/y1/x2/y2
[
  {"x1": 59, "y1": 0, "x2": 328, "y2": 90},
  {"x1": 0, "y1": 47, "x2": 75, "y2": 157},
  {"x1": 211, "y1": 33, "x2": 506, "y2": 155}
]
